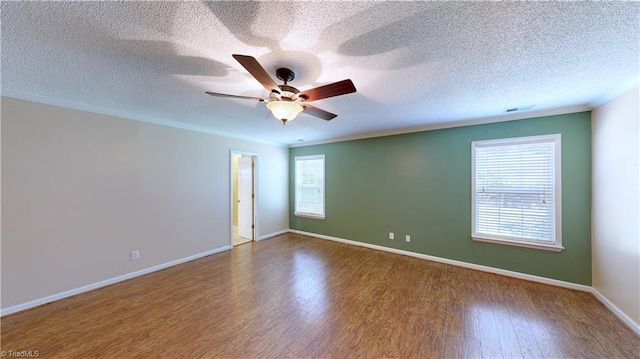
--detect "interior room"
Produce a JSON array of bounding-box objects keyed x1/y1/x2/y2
[{"x1": 1, "y1": 2, "x2": 638, "y2": 358}]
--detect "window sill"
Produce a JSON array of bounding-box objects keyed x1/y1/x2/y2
[
  {"x1": 472, "y1": 236, "x2": 563, "y2": 252},
  {"x1": 294, "y1": 212, "x2": 325, "y2": 220}
]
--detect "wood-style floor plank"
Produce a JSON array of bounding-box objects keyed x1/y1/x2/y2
[{"x1": 2, "y1": 233, "x2": 639, "y2": 358}]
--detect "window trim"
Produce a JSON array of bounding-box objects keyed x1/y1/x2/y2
[
  {"x1": 294, "y1": 154, "x2": 326, "y2": 220},
  {"x1": 471, "y1": 134, "x2": 563, "y2": 252}
]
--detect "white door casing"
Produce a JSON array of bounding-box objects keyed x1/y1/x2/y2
[{"x1": 237, "y1": 156, "x2": 254, "y2": 240}]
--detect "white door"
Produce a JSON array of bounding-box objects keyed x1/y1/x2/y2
[{"x1": 237, "y1": 156, "x2": 254, "y2": 240}]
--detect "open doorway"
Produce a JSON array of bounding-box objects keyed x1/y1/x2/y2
[{"x1": 231, "y1": 151, "x2": 258, "y2": 247}]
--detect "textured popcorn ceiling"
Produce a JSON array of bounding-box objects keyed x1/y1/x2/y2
[{"x1": 1, "y1": 1, "x2": 638, "y2": 146}]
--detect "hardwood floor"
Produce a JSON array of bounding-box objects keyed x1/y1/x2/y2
[{"x1": 2, "y1": 233, "x2": 639, "y2": 358}]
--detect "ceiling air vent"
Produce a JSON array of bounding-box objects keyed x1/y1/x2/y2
[{"x1": 505, "y1": 105, "x2": 535, "y2": 113}]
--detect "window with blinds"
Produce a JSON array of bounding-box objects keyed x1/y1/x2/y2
[
  {"x1": 295, "y1": 154, "x2": 325, "y2": 219},
  {"x1": 471, "y1": 134, "x2": 562, "y2": 251}
]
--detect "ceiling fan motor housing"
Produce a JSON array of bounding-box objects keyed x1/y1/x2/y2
[{"x1": 278, "y1": 84, "x2": 301, "y2": 102}]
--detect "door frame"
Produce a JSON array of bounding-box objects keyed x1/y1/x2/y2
[{"x1": 230, "y1": 150, "x2": 259, "y2": 247}]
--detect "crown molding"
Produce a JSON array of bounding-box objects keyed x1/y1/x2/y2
[
  {"x1": 289, "y1": 104, "x2": 591, "y2": 148},
  {"x1": 588, "y1": 78, "x2": 639, "y2": 108},
  {"x1": 0, "y1": 90, "x2": 286, "y2": 147}
]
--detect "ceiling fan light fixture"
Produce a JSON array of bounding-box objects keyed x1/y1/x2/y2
[
  {"x1": 207, "y1": 55, "x2": 354, "y2": 122},
  {"x1": 267, "y1": 101, "x2": 303, "y2": 124}
]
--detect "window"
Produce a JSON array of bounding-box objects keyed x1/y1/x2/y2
[
  {"x1": 471, "y1": 134, "x2": 562, "y2": 251},
  {"x1": 295, "y1": 154, "x2": 325, "y2": 219}
]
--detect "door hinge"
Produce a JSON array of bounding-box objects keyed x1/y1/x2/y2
[
  {"x1": 251, "y1": 225, "x2": 255, "y2": 229},
  {"x1": 252, "y1": 194, "x2": 255, "y2": 199}
]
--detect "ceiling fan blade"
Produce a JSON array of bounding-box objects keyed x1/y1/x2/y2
[
  {"x1": 206, "y1": 92, "x2": 265, "y2": 102},
  {"x1": 299, "y1": 79, "x2": 356, "y2": 102},
  {"x1": 232, "y1": 54, "x2": 279, "y2": 93},
  {"x1": 302, "y1": 104, "x2": 338, "y2": 121}
]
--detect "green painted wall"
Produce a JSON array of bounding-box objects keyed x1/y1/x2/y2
[{"x1": 289, "y1": 112, "x2": 592, "y2": 285}]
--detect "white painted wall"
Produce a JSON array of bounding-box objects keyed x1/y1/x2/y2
[
  {"x1": 1, "y1": 97, "x2": 289, "y2": 310},
  {"x1": 592, "y1": 86, "x2": 640, "y2": 329}
]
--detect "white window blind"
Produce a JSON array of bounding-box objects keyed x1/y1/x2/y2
[
  {"x1": 295, "y1": 155, "x2": 325, "y2": 219},
  {"x1": 472, "y1": 134, "x2": 562, "y2": 251}
]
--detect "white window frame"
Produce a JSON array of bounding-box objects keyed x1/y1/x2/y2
[
  {"x1": 294, "y1": 154, "x2": 325, "y2": 220},
  {"x1": 471, "y1": 134, "x2": 563, "y2": 252}
]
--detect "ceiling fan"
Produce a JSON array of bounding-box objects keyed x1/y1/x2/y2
[{"x1": 206, "y1": 54, "x2": 357, "y2": 124}]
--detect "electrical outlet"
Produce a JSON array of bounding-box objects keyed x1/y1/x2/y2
[
  {"x1": 131, "y1": 250, "x2": 140, "y2": 261},
  {"x1": 405, "y1": 235, "x2": 411, "y2": 242},
  {"x1": 389, "y1": 232, "x2": 394, "y2": 240}
]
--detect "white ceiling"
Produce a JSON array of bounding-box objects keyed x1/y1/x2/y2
[{"x1": 2, "y1": 1, "x2": 638, "y2": 146}]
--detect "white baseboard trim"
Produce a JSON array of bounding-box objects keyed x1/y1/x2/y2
[
  {"x1": 258, "y1": 229, "x2": 289, "y2": 241},
  {"x1": 591, "y1": 288, "x2": 640, "y2": 336},
  {"x1": 5, "y1": 231, "x2": 639, "y2": 338},
  {"x1": 289, "y1": 230, "x2": 591, "y2": 292},
  {"x1": 291, "y1": 230, "x2": 640, "y2": 337},
  {"x1": 1, "y1": 245, "x2": 231, "y2": 317}
]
